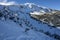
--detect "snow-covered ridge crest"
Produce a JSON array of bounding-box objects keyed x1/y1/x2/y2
[
  {"x1": 0, "y1": 1, "x2": 52, "y2": 10},
  {"x1": 0, "y1": 2, "x2": 56, "y2": 14}
]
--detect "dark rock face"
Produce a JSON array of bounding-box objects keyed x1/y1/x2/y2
[{"x1": 31, "y1": 11, "x2": 60, "y2": 27}]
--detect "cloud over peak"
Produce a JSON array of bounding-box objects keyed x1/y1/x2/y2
[{"x1": 0, "y1": 0, "x2": 17, "y2": 5}]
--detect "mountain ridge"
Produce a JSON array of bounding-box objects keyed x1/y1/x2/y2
[{"x1": 0, "y1": 3, "x2": 60, "y2": 40}]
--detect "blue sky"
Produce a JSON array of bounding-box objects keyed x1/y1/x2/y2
[{"x1": 0, "y1": 0, "x2": 60, "y2": 10}]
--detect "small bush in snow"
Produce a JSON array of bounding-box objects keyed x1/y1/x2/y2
[
  {"x1": 52, "y1": 34, "x2": 60, "y2": 40},
  {"x1": 25, "y1": 28, "x2": 30, "y2": 32},
  {"x1": 9, "y1": 17, "x2": 15, "y2": 20},
  {"x1": 0, "y1": 12, "x2": 3, "y2": 17}
]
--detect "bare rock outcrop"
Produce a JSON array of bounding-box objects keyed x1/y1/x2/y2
[{"x1": 31, "y1": 11, "x2": 60, "y2": 27}]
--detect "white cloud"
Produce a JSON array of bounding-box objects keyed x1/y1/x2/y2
[{"x1": 0, "y1": 0, "x2": 17, "y2": 5}]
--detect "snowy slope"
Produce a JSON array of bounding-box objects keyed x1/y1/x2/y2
[
  {"x1": 0, "y1": 3, "x2": 60, "y2": 40},
  {"x1": 0, "y1": 20, "x2": 56, "y2": 40}
]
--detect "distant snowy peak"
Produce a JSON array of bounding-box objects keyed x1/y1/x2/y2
[
  {"x1": 24, "y1": 3, "x2": 34, "y2": 8},
  {"x1": 24, "y1": 3, "x2": 55, "y2": 13},
  {"x1": 24, "y1": 3, "x2": 47, "y2": 8}
]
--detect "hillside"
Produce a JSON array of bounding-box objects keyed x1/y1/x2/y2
[{"x1": 0, "y1": 3, "x2": 60, "y2": 40}]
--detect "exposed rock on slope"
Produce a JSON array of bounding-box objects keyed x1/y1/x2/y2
[{"x1": 30, "y1": 11, "x2": 60, "y2": 27}]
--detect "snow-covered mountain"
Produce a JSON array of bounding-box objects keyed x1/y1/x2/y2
[{"x1": 0, "y1": 3, "x2": 60, "y2": 40}]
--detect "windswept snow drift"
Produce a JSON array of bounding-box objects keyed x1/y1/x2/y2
[{"x1": 0, "y1": 3, "x2": 60, "y2": 40}]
